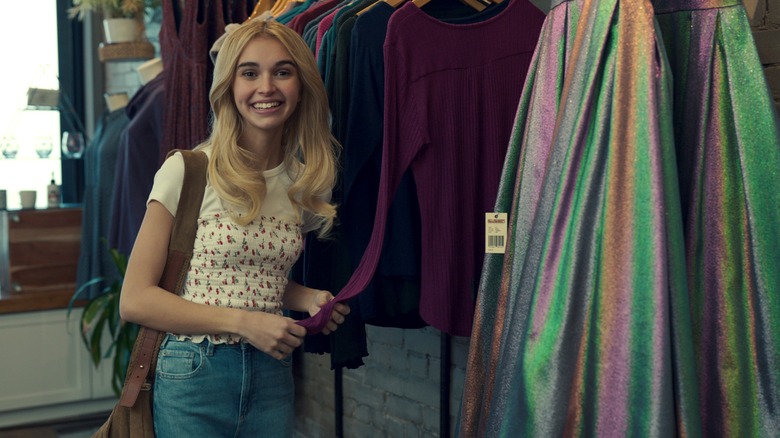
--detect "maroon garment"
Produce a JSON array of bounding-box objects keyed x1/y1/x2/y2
[
  {"x1": 159, "y1": 0, "x2": 227, "y2": 163},
  {"x1": 299, "y1": 0, "x2": 545, "y2": 336},
  {"x1": 315, "y1": 7, "x2": 341, "y2": 56},
  {"x1": 228, "y1": 0, "x2": 254, "y2": 23}
]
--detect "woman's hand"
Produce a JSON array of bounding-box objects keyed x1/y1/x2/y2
[
  {"x1": 307, "y1": 290, "x2": 351, "y2": 335},
  {"x1": 238, "y1": 311, "x2": 306, "y2": 360}
]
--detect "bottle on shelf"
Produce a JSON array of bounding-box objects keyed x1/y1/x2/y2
[{"x1": 47, "y1": 173, "x2": 60, "y2": 208}]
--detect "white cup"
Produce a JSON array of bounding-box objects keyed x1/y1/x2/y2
[
  {"x1": 19, "y1": 190, "x2": 37, "y2": 209},
  {"x1": 0, "y1": 189, "x2": 6, "y2": 210}
]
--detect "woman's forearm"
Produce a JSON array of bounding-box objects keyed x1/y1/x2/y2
[{"x1": 282, "y1": 279, "x2": 321, "y2": 314}]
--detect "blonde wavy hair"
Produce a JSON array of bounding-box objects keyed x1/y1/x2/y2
[{"x1": 197, "y1": 18, "x2": 339, "y2": 237}]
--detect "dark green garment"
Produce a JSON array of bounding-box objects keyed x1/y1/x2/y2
[
  {"x1": 323, "y1": 0, "x2": 375, "y2": 105},
  {"x1": 276, "y1": 0, "x2": 313, "y2": 23},
  {"x1": 76, "y1": 108, "x2": 130, "y2": 299}
]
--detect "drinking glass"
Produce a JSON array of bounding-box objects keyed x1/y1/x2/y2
[
  {"x1": 35, "y1": 136, "x2": 53, "y2": 158},
  {"x1": 61, "y1": 131, "x2": 85, "y2": 159},
  {"x1": 1, "y1": 136, "x2": 19, "y2": 159}
]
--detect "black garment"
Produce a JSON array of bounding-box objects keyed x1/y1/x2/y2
[
  {"x1": 108, "y1": 73, "x2": 166, "y2": 256},
  {"x1": 342, "y1": 2, "x2": 425, "y2": 328}
]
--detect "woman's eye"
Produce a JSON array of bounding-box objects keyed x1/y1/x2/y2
[
  {"x1": 276, "y1": 69, "x2": 292, "y2": 77},
  {"x1": 241, "y1": 70, "x2": 257, "y2": 78}
]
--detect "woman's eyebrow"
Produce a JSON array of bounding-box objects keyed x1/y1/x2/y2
[{"x1": 237, "y1": 60, "x2": 297, "y2": 69}]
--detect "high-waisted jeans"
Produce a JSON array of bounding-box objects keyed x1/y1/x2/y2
[{"x1": 153, "y1": 335, "x2": 294, "y2": 438}]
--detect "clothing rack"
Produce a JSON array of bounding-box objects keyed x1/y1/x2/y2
[
  {"x1": 335, "y1": 367, "x2": 343, "y2": 437},
  {"x1": 440, "y1": 332, "x2": 451, "y2": 436}
]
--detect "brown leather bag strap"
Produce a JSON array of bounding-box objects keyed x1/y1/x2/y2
[
  {"x1": 118, "y1": 326, "x2": 161, "y2": 407},
  {"x1": 158, "y1": 149, "x2": 209, "y2": 293},
  {"x1": 119, "y1": 149, "x2": 208, "y2": 408}
]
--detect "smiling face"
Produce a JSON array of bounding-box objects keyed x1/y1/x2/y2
[{"x1": 232, "y1": 36, "x2": 302, "y2": 150}]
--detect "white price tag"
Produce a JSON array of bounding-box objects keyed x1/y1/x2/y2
[{"x1": 485, "y1": 212, "x2": 507, "y2": 254}]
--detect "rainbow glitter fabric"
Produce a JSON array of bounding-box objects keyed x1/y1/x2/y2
[
  {"x1": 656, "y1": 1, "x2": 780, "y2": 435},
  {"x1": 459, "y1": 0, "x2": 780, "y2": 434}
]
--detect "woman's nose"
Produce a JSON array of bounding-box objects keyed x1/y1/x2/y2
[{"x1": 256, "y1": 74, "x2": 276, "y2": 94}]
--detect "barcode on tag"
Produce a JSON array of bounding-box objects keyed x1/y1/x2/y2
[
  {"x1": 485, "y1": 212, "x2": 507, "y2": 254},
  {"x1": 488, "y1": 235, "x2": 505, "y2": 248}
]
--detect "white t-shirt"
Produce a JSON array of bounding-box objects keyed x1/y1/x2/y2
[
  {"x1": 147, "y1": 148, "x2": 325, "y2": 344},
  {"x1": 148, "y1": 148, "x2": 322, "y2": 233}
]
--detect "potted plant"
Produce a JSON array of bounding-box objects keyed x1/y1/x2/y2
[
  {"x1": 68, "y1": 0, "x2": 159, "y2": 43},
  {"x1": 67, "y1": 247, "x2": 138, "y2": 396}
]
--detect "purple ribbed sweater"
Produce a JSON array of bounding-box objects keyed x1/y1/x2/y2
[{"x1": 300, "y1": 0, "x2": 545, "y2": 336}]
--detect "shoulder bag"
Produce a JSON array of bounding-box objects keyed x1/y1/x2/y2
[{"x1": 93, "y1": 149, "x2": 208, "y2": 437}]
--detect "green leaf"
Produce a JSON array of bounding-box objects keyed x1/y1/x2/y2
[
  {"x1": 105, "y1": 243, "x2": 128, "y2": 278},
  {"x1": 70, "y1": 243, "x2": 134, "y2": 395},
  {"x1": 79, "y1": 295, "x2": 109, "y2": 350},
  {"x1": 89, "y1": 316, "x2": 108, "y2": 366},
  {"x1": 66, "y1": 277, "x2": 104, "y2": 322},
  {"x1": 105, "y1": 293, "x2": 119, "y2": 339},
  {"x1": 81, "y1": 293, "x2": 111, "y2": 327}
]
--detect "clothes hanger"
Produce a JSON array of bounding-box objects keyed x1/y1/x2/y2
[
  {"x1": 413, "y1": 0, "x2": 487, "y2": 11},
  {"x1": 270, "y1": 0, "x2": 291, "y2": 16},
  {"x1": 459, "y1": 0, "x2": 489, "y2": 11},
  {"x1": 355, "y1": 1, "x2": 378, "y2": 15},
  {"x1": 249, "y1": 0, "x2": 273, "y2": 18},
  {"x1": 356, "y1": 0, "x2": 406, "y2": 16}
]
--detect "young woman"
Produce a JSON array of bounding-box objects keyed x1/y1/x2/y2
[{"x1": 119, "y1": 16, "x2": 349, "y2": 437}]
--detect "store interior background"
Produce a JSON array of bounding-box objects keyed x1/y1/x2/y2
[{"x1": 0, "y1": 0, "x2": 778, "y2": 437}]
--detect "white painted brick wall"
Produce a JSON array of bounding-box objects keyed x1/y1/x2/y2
[
  {"x1": 753, "y1": 0, "x2": 780, "y2": 113},
  {"x1": 295, "y1": 326, "x2": 469, "y2": 438}
]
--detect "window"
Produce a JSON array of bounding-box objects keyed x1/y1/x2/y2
[{"x1": 0, "y1": 0, "x2": 84, "y2": 210}]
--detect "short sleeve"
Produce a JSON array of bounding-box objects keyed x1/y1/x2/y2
[
  {"x1": 147, "y1": 152, "x2": 185, "y2": 217},
  {"x1": 301, "y1": 190, "x2": 333, "y2": 234}
]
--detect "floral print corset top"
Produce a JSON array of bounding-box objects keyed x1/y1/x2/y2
[{"x1": 176, "y1": 213, "x2": 303, "y2": 344}]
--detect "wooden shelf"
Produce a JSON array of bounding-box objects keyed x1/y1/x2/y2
[
  {"x1": 0, "y1": 208, "x2": 83, "y2": 314},
  {"x1": 0, "y1": 289, "x2": 86, "y2": 315},
  {"x1": 98, "y1": 41, "x2": 155, "y2": 63}
]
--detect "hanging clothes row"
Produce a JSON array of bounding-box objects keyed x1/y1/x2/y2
[
  {"x1": 332, "y1": 0, "x2": 516, "y2": 338},
  {"x1": 459, "y1": 0, "x2": 780, "y2": 433},
  {"x1": 290, "y1": 0, "x2": 546, "y2": 356}
]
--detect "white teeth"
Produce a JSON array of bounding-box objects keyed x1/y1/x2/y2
[{"x1": 252, "y1": 102, "x2": 280, "y2": 109}]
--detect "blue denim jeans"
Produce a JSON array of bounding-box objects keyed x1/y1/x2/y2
[{"x1": 153, "y1": 335, "x2": 294, "y2": 438}]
